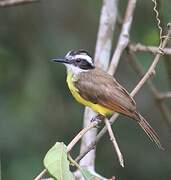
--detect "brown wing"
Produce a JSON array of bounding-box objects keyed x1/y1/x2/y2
[{"x1": 74, "y1": 68, "x2": 136, "y2": 116}]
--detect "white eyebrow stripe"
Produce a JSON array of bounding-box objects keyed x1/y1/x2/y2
[
  {"x1": 65, "y1": 51, "x2": 72, "y2": 57},
  {"x1": 75, "y1": 54, "x2": 93, "y2": 65}
]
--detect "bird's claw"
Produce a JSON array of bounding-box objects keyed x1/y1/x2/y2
[{"x1": 91, "y1": 114, "x2": 105, "y2": 128}]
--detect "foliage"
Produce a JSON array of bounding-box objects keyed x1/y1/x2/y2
[{"x1": 44, "y1": 142, "x2": 74, "y2": 180}]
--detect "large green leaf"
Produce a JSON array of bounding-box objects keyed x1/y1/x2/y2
[{"x1": 44, "y1": 142, "x2": 75, "y2": 180}]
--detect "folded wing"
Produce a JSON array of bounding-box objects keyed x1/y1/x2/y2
[{"x1": 74, "y1": 68, "x2": 136, "y2": 116}]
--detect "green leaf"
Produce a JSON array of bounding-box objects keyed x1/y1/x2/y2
[
  {"x1": 44, "y1": 142, "x2": 75, "y2": 180},
  {"x1": 80, "y1": 169, "x2": 95, "y2": 180}
]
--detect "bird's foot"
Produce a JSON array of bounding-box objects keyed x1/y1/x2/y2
[
  {"x1": 91, "y1": 114, "x2": 105, "y2": 128},
  {"x1": 91, "y1": 114, "x2": 104, "y2": 122}
]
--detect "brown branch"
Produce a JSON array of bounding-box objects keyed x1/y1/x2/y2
[
  {"x1": 104, "y1": 118, "x2": 124, "y2": 167},
  {"x1": 0, "y1": 0, "x2": 38, "y2": 7},
  {"x1": 156, "y1": 0, "x2": 171, "y2": 87},
  {"x1": 67, "y1": 121, "x2": 98, "y2": 152},
  {"x1": 127, "y1": 49, "x2": 171, "y2": 129},
  {"x1": 131, "y1": 26, "x2": 171, "y2": 97},
  {"x1": 108, "y1": 0, "x2": 137, "y2": 75},
  {"x1": 34, "y1": 169, "x2": 47, "y2": 180},
  {"x1": 164, "y1": 55, "x2": 171, "y2": 86},
  {"x1": 129, "y1": 43, "x2": 171, "y2": 55},
  {"x1": 158, "y1": 92, "x2": 171, "y2": 100}
]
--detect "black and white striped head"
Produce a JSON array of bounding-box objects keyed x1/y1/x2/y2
[{"x1": 52, "y1": 50, "x2": 95, "y2": 73}]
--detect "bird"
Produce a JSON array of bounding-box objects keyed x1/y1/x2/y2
[{"x1": 52, "y1": 49, "x2": 163, "y2": 150}]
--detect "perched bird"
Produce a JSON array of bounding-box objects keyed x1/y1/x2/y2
[{"x1": 52, "y1": 49, "x2": 163, "y2": 149}]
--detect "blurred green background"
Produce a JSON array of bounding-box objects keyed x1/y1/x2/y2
[{"x1": 0, "y1": 0, "x2": 171, "y2": 179}]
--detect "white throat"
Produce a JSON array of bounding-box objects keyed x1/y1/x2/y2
[{"x1": 65, "y1": 64, "x2": 88, "y2": 75}]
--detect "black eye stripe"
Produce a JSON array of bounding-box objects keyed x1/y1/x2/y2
[{"x1": 77, "y1": 59, "x2": 94, "y2": 70}]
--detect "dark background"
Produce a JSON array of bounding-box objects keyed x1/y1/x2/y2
[{"x1": 0, "y1": 0, "x2": 171, "y2": 179}]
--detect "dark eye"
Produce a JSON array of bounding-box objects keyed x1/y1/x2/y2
[{"x1": 76, "y1": 58, "x2": 81, "y2": 63}]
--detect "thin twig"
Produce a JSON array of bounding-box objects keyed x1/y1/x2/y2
[
  {"x1": 131, "y1": 26, "x2": 171, "y2": 97},
  {"x1": 127, "y1": 50, "x2": 171, "y2": 129},
  {"x1": 108, "y1": 0, "x2": 137, "y2": 75},
  {"x1": 158, "y1": 0, "x2": 171, "y2": 87},
  {"x1": 34, "y1": 121, "x2": 98, "y2": 180},
  {"x1": 0, "y1": 0, "x2": 38, "y2": 7},
  {"x1": 129, "y1": 43, "x2": 171, "y2": 55},
  {"x1": 68, "y1": 154, "x2": 81, "y2": 170},
  {"x1": 104, "y1": 118, "x2": 124, "y2": 167},
  {"x1": 158, "y1": 92, "x2": 171, "y2": 100},
  {"x1": 67, "y1": 121, "x2": 98, "y2": 152},
  {"x1": 152, "y1": 0, "x2": 163, "y2": 42},
  {"x1": 34, "y1": 169, "x2": 47, "y2": 180}
]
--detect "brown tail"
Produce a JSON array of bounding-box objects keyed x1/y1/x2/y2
[{"x1": 134, "y1": 112, "x2": 164, "y2": 150}]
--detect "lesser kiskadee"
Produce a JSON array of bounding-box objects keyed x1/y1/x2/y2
[{"x1": 52, "y1": 49, "x2": 163, "y2": 149}]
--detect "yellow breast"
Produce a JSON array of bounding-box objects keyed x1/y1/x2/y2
[{"x1": 66, "y1": 71, "x2": 113, "y2": 116}]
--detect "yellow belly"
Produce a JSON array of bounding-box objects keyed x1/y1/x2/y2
[{"x1": 66, "y1": 72, "x2": 113, "y2": 116}]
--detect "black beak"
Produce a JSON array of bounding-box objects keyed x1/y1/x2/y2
[{"x1": 51, "y1": 58, "x2": 69, "y2": 64}]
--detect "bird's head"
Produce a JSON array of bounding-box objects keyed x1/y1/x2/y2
[{"x1": 52, "y1": 49, "x2": 95, "y2": 74}]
